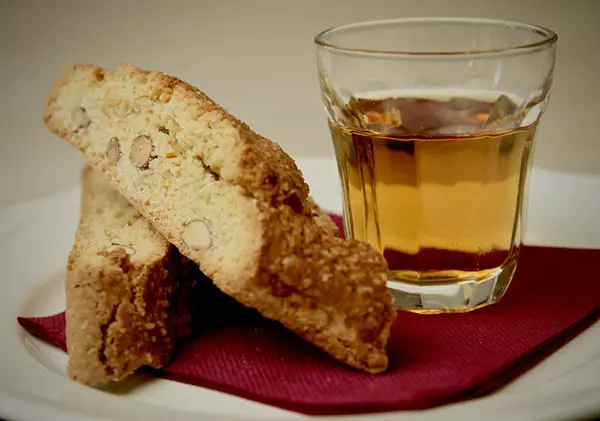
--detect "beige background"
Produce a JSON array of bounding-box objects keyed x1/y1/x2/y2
[{"x1": 0, "y1": 0, "x2": 598, "y2": 207}]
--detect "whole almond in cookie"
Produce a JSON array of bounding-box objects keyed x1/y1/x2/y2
[
  {"x1": 107, "y1": 137, "x2": 121, "y2": 166},
  {"x1": 106, "y1": 242, "x2": 136, "y2": 255},
  {"x1": 182, "y1": 220, "x2": 212, "y2": 251},
  {"x1": 130, "y1": 135, "x2": 154, "y2": 169},
  {"x1": 71, "y1": 107, "x2": 90, "y2": 133}
]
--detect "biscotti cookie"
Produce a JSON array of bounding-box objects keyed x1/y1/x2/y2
[
  {"x1": 66, "y1": 166, "x2": 200, "y2": 385},
  {"x1": 45, "y1": 64, "x2": 396, "y2": 373}
]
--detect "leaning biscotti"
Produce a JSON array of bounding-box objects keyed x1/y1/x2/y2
[
  {"x1": 44, "y1": 64, "x2": 396, "y2": 373},
  {"x1": 66, "y1": 166, "x2": 199, "y2": 385}
]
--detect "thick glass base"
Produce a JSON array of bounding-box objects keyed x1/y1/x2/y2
[{"x1": 387, "y1": 258, "x2": 518, "y2": 314}]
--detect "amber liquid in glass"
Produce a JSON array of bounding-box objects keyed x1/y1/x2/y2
[{"x1": 330, "y1": 91, "x2": 536, "y2": 290}]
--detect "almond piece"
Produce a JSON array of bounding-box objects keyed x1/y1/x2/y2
[
  {"x1": 106, "y1": 243, "x2": 136, "y2": 255},
  {"x1": 107, "y1": 137, "x2": 120, "y2": 165},
  {"x1": 130, "y1": 135, "x2": 154, "y2": 169},
  {"x1": 182, "y1": 220, "x2": 212, "y2": 250},
  {"x1": 72, "y1": 107, "x2": 91, "y2": 133}
]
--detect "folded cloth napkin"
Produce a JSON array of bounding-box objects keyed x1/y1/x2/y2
[{"x1": 18, "y1": 215, "x2": 600, "y2": 415}]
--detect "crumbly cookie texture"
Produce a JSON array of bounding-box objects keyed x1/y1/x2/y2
[
  {"x1": 66, "y1": 166, "x2": 200, "y2": 385},
  {"x1": 45, "y1": 64, "x2": 396, "y2": 373}
]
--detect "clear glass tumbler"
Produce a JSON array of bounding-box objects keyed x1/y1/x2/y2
[{"x1": 315, "y1": 18, "x2": 557, "y2": 313}]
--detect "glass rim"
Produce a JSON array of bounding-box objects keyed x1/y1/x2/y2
[{"x1": 314, "y1": 17, "x2": 558, "y2": 57}]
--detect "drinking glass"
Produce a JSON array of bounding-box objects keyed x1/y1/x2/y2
[{"x1": 315, "y1": 18, "x2": 557, "y2": 313}]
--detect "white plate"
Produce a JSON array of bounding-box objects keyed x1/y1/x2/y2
[{"x1": 1, "y1": 157, "x2": 599, "y2": 421}]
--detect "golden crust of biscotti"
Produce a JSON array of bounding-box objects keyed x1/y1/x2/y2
[
  {"x1": 45, "y1": 64, "x2": 396, "y2": 373},
  {"x1": 251, "y1": 205, "x2": 395, "y2": 372},
  {"x1": 65, "y1": 167, "x2": 198, "y2": 385}
]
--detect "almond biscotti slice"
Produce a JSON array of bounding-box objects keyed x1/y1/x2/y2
[
  {"x1": 45, "y1": 64, "x2": 396, "y2": 373},
  {"x1": 66, "y1": 166, "x2": 200, "y2": 385}
]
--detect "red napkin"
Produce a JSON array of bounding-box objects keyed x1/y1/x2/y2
[{"x1": 18, "y1": 215, "x2": 600, "y2": 415}]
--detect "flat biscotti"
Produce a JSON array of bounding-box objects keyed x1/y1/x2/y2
[
  {"x1": 66, "y1": 166, "x2": 199, "y2": 385},
  {"x1": 45, "y1": 64, "x2": 396, "y2": 373}
]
